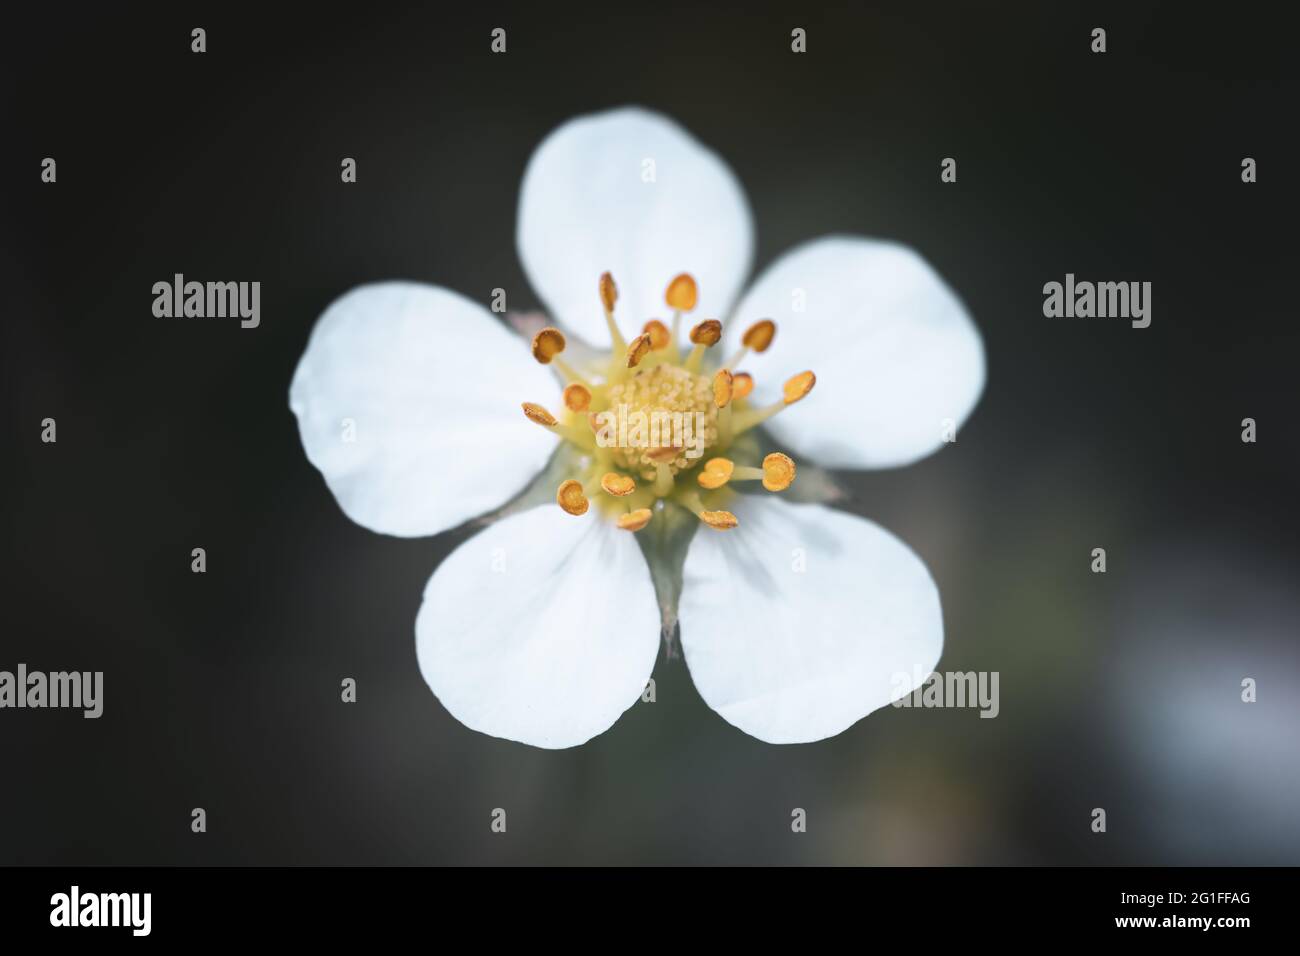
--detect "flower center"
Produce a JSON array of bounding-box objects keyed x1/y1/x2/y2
[{"x1": 521, "y1": 271, "x2": 814, "y2": 533}]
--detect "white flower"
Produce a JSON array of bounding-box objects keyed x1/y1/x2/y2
[{"x1": 289, "y1": 107, "x2": 985, "y2": 749}]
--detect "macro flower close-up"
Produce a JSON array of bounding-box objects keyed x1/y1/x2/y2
[{"x1": 289, "y1": 106, "x2": 986, "y2": 749}]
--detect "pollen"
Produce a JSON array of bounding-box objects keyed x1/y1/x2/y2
[
  {"x1": 522, "y1": 402, "x2": 558, "y2": 427},
  {"x1": 557, "y1": 479, "x2": 589, "y2": 516},
  {"x1": 761, "y1": 452, "x2": 796, "y2": 491},
  {"x1": 562, "y1": 383, "x2": 591, "y2": 412},
  {"x1": 531, "y1": 327, "x2": 566, "y2": 364},
  {"x1": 665, "y1": 273, "x2": 698, "y2": 311},
  {"x1": 741, "y1": 319, "x2": 776, "y2": 353},
  {"x1": 617, "y1": 508, "x2": 653, "y2": 532},
  {"x1": 783, "y1": 370, "x2": 816, "y2": 405},
  {"x1": 698, "y1": 457, "x2": 735, "y2": 490},
  {"x1": 600, "y1": 472, "x2": 636, "y2": 497}
]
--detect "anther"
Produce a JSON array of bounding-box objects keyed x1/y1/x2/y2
[
  {"x1": 617, "y1": 508, "x2": 653, "y2": 532},
  {"x1": 725, "y1": 318, "x2": 776, "y2": 369},
  {"x1": 700, "y1": 510, "x2": 739, "y2": 530},
  {"x1": 531, "y1": 327, "x2": 566, "y2": 364},
  {"x1": 732, "y1": 372, "x2": 754, "y2": 400},
  {"x1": 625, "y1": 332, "x2": 652, "y2": 368},
  {"x1": 642, "y1": 319, "x2": 671, "y2": 350},
  {"x1": 521, "y1": 402, "x2": 558, "y2": 427},
  {"x1": 599, "y1": 271, "x2": 627, "y2": 352},
  {"x1": 713, "y1": 369, "x2": 734, "y2": 408},
  {"x1": 563, "y1": 383, "x2": 592, "y2": 412},
  {"x1": 664, "y1": 273, "x2": 698, "y2": 312},
  {"x1": 697, "y1": 457, "x2": 735, "y2": 490},
  {"x1": 761, "y1": 452, "x2": 796, "y2": 491},
  {"x1": 600, "y1": 472, "x2": 636, "y2": 497},
  {"x1": 556, "y1": 479, "x2": 589, "y2": 516},
  {"x1": 783, "y1": 370, "x2": 816, "y2": 404},
  {"x1": 685, "y1": 319, "x2": 722, "y2": 372}
]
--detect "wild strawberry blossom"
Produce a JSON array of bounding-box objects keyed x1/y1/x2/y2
[{"x1": 289, "y1": 108, "x2": 985, "y2": 748}]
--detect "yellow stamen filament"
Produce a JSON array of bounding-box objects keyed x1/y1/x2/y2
[
  {"x1": 697, "y1": 457, "x2": 735, "y2": 490},
  {"x1": 521, "y1": 402, "x2": 558, "y2": 427},
  {"x1": 783, "y1": 370, "x2": 816, "y2": 405},
  {"x1": 556, "y1": 479, "x2": 589, "y2": 516},
  {"x1": 664, "y1": 273, "x2": 698, "y2": 312},
  {"x1": 625, "y1": 332, "x2": 652, "y2": 368},
  {"x1": 599, "y1": 271, "x2": 626, "y2": 352},
  {"x1": 642, "y1": 319, "x2": 670, "y2": 350},
  {"x1": 732, "y1": 372, "x2": 754, "y2": 400},
  {"x1": 600, "y1": 472, "x2": 636, "y2": 497},
  {"x1": 562, "y1": 383, "x2": 592, "y2": 413},
  {"x1": 730, "y1": 371, "x2": 819, "y2": 434},
  {"x1": 712, "y1": 369, "x2": 733, "y2": 408},
  {"x1": 761, "y1": 452, "x2": 796, "y2": 491},
  {"x1": 531, "y1": 327, "x2": 566, "y2": 364},
  {"x1": 617, "y1": 508, "x2": 653, "y2": 532},
  {"x1": 685, "y1": 319, "x2": 722, "y2": 372}
]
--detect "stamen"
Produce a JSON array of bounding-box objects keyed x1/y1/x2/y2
[
  {"x1": 642, "y1": 319, "x2": 671, "y2": 350},
  {"x1": 625, "y1": 332, "x2": 652, "y2": 368},
  {"x1": 600, "y1": 472, "x2": 636, "y2": 497},
  {"x1": 685, "y1": 319, "x2": 722, "y2": 373},
  {"x1": 617, "y1": 508, "x2": 653, "y2": 532},
  {"x1": 697, "y1": 457, "x2": 735, "y2": 490},
  {"x1": 556, "y1": 479, "x2": 589, "y2": 516},
  {"x1": 724, "y1": 318, "x2": 777, "y2": 369},
  {"x1": 562, "y1": 383, "x2": 592, "y2": 412},
  {"x1": 599, "y1": 271, "x2": 626, "y2": 352},
  {"x1": 761, "y1": 452, "x2": 796, "y2": 491},
  {"x1": 732, "y1": 372, "x2": 754, "y2": 400},
  {"x1": 523, "y1": 401, "x2": 594, "y2": 449},
  {"x1": 730, "y1": 371, "x2": 818, "y2": 434}
]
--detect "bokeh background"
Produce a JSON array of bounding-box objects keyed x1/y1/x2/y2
[{"x1": 3, "y1": 1, "x2": 1297, "y2": 864}]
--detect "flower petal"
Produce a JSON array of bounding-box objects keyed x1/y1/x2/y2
[
  {"x1": 728, "y1": 236, "x2": 985, "y2": 469},
  {"x1": 290, "y1": 282, "x2": 557, "y2": 537},
  {"x1": 678, "y1": 496, "x2": 943, "y2": 744},
  {"x1": 517, "y1": 107, "x2": 754, "y2": 345},
  {"x1": 416, "y1": 505, "x2": 660, "y2": 749}
]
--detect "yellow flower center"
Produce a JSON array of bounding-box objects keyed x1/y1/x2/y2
[{"x1": 521, "y1": 271, "x2": 815, "y2": 533}]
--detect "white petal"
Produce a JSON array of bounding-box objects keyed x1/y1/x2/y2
[
  {"x1": 729, "y1": 236, "x2": 985, "y2": 469},
  {"x1": 679, "y1": 496, "x2": 942, "y2": 744},
  {"x1": 289, "y1": 282, "x2": 557, "y2": 537},
  {"x1": 416, "y1": 506, "x2": 660, "y2": 749},
  {"x1": 517, "y1": 107, "x2": 754, "y2": 344}
]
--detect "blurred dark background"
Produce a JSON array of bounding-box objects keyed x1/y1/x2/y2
[{"x1": 2, "y1": 1, "x2": 1297, "y2": 864}]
